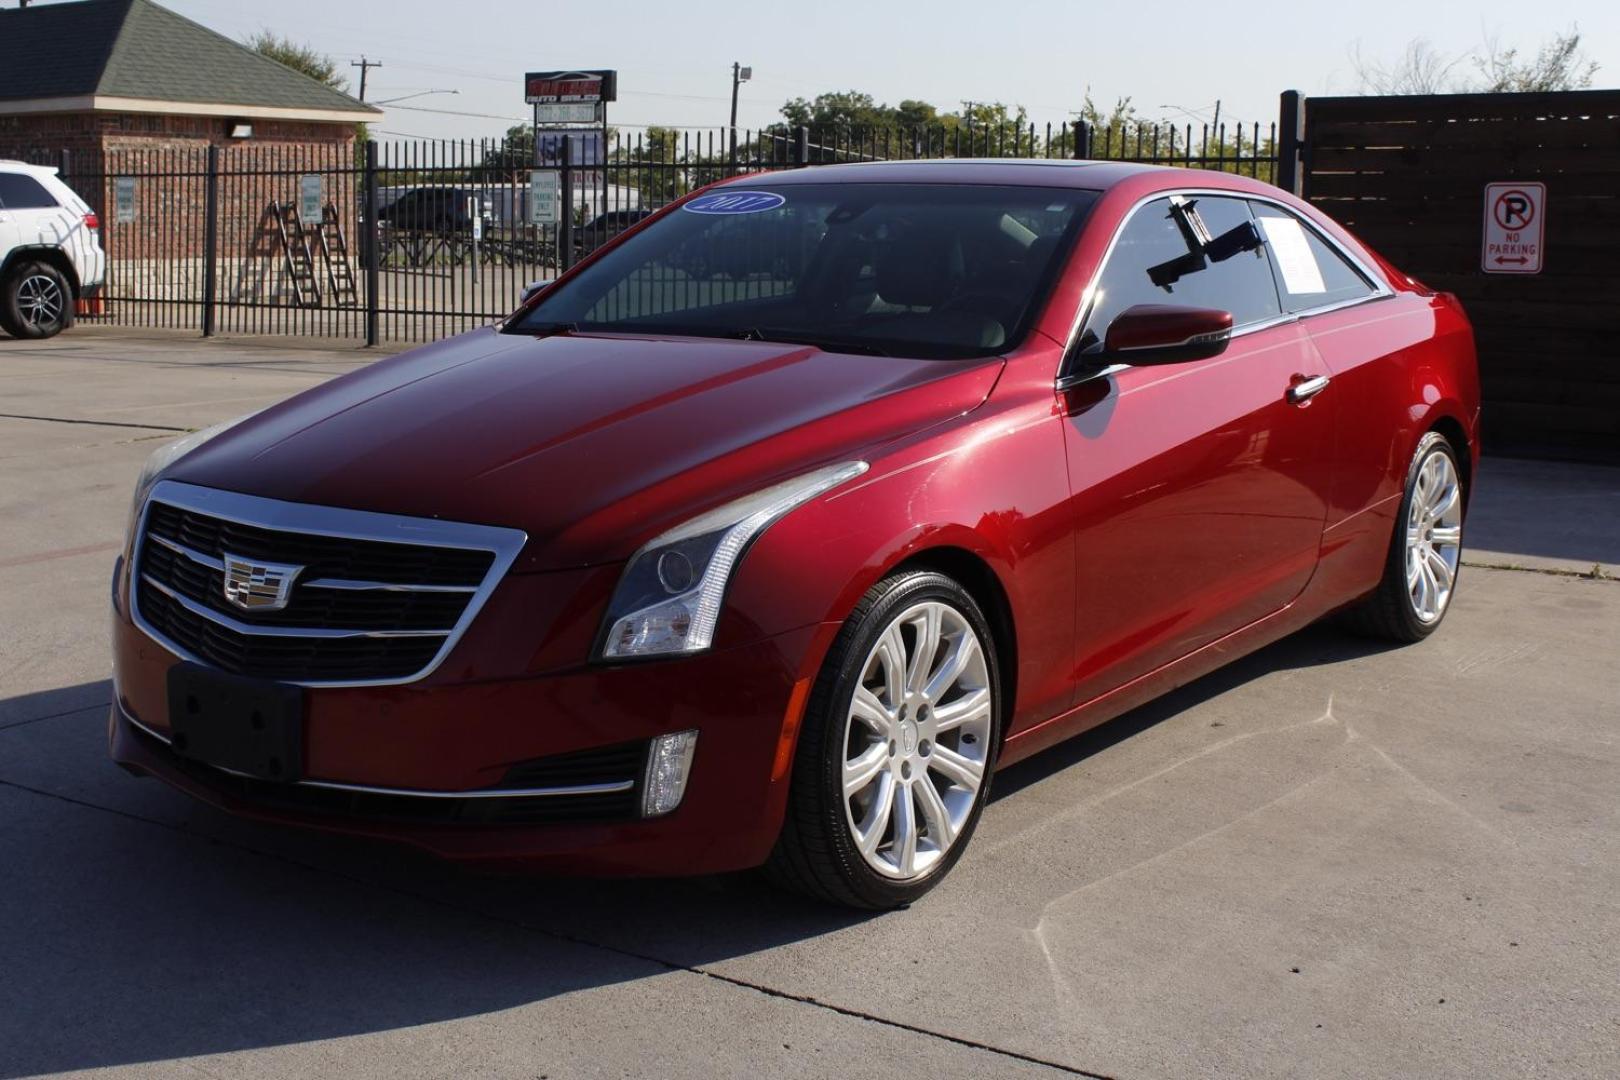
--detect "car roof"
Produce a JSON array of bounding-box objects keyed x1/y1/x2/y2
[
  {"x1": 0, "y1": 159, "x2": 57, "y2": 176},
  {"x1": 725, "y1": 158, "x2": 1264, "y2": 194}
]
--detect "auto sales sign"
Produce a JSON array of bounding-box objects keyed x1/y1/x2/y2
[
  {"x1": 1482, "y1": 181, "x2": 1545, "y2": 274},
  {"x1": 525, "y1": 70, "x2": 617, "y2": 104}
]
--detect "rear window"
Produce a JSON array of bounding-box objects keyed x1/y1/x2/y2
[
  {"x1": 508, "y1": 182, "x2": 1097, "y2": 360},
  {"x1": 0, "y1": 173, "x2": 59, "y2": 210},
  {"x1": 1249, "y1": 203, "x2": 1378, "y2": 312}
]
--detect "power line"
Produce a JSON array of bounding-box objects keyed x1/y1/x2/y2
[{"x1": 386, "y1": 103, "x2": 527, "y2": 122}]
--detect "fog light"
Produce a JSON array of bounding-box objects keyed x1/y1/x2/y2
[{"x1": 643, "y1": 730, "x2": 698, "y2": 817}]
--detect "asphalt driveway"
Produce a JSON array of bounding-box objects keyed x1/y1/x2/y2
[{"x1": 2, "y1": 328, "x2": 1616, "y2": 1079}]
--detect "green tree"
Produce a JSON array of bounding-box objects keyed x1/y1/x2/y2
[
  {"x1": 620, "y1": 126, "x2": 700, "y2": 201},
  {"x1": 780, "y1": 91, "x2": 898, "y2": 129},
  {"x1": 244, "y1": 30, "x2": 367, "y2": 159},
  {"x1": 243, "y1": 30, "x2": 349, "y2": 92},
  {"x1": 771, "y1": 93, "x2": 1050, "y2": 160},
  {"x1": 476, "y1": 123, "x2": 534, "y2": 179}
]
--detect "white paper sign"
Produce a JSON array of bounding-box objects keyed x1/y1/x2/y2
[
  {"x1": 113, "y1": 176, "x2": 136, "y2": 223},
  {"x1": 1258, "y1": 215, "x2": 1325, "y2": 295},
  {"x1": 298, "y1": 174, "x2": 323, "y2": 225},
  {"x1": 528, "y1": 171, "x2": 560, "y2": 225}
]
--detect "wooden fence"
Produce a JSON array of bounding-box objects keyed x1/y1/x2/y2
[{"x1": 1301, "y1": 89, "x2": 1620, "y2": 458}]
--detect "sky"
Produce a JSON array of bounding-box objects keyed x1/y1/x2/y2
[{"x1": 131, "y1": 0, "x2": 1620, "y2": 142}]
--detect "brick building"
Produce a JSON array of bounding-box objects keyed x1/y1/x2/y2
[
  {"x1": 0, "y1": 0, "x2": 379, "y2": 161},
  {"x1": 0, "y1": 0, "x2": 380, "y2": 315}
]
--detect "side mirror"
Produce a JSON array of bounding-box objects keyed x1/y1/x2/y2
[
  {"x1": 520, "y1": 280, "x2": 548, "y2": 304},
  {"x1": 1102, "y1": 304, "x2": 1233, "y2": 365}
]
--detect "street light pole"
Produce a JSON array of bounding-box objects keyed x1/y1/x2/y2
[{"x1": 728, "y1": 62, "x2": 751, "y2": 172}]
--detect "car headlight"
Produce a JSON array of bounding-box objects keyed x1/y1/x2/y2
[
  {"x1": 129, "y1": 413, "x2": 253, "y2": 520},
  {"x1": 597, "y1": 461, "x2": 869, "y2": 660}
]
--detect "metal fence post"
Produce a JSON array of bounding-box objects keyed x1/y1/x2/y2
[
  {"x1": 1073, "y1": 120, "x2": 1091, "y2": 160},
  {"x1": 201, "y1": 144, "x2": 218, "y2": 338},
  {"x1": 363, "y1": 139, "x2": 380, "y2": 347},
  {"x1": 1278, "y1": 89, "x2": 1305, "y2": 196},
  {"x1": 559, "y1": 136, "x2": 575, "y2": 272},
  {"x1": 793, "y1": 125, "x2": 810, "y2": 167}
]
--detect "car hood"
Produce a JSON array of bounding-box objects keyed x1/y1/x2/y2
[{"x1": 168, "y1": 327, "x2": 1003, "y2": 570}]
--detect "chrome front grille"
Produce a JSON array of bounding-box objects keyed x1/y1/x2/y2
[{"x1": 132, "y1": 481, "x2": 527, "y2": 686}]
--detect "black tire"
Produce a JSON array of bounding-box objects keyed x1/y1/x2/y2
[
  {"x1": 1342, "y1": 431, "x2": 1465, "y2": 642},
  {"x1": 1, "y1": 260, "x2": 74, "y2": 340},
  {"x1": 766, "y1": 570, "x2": 1003, "y2": 909}
]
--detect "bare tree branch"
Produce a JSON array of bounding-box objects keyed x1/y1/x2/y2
[{"x1": 1351, "y1": 26, "x2": 1598, "y2": 95}]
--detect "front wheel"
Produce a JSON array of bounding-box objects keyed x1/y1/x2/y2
[
  {"x1": 1, "y1": 261, "x2": 74, "y2": 339},
  {"x1": 767, "y1": 571, "x2": 1001, "y2": 909},
  {"x1": 1343, "y1": 431, "x2": 1466, "y2": 641}
]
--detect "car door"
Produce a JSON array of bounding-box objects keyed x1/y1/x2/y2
[{"x1": 1059, "y1": 192, "x2": 1337, "y2": 706}]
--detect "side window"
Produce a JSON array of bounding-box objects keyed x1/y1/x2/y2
[
  {"x1": 0, "y1": 173, "x2": 59, "y2": 210},
  {"x1": 1249, "y1": 203, "x2": 1377, "y2": 312},
  {"x1": 1084, "y1": 195, "x2": 1280, "y2": 347}
]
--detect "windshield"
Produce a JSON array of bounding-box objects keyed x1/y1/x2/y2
[{"x1": 507, "y1": 182, "x2": 1097, "y2": 360}]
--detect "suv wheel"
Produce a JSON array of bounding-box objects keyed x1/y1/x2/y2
[{"x1": 2, "y1": 261, "x2": 74, "y2": 339}]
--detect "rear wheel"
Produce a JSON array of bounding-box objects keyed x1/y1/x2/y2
[
  {"x1": 767, "y1": 571, "x2": 1001, "y2": 909},
  {"x1": 1343, "y1": 431, "x2": 1465, "y2": 641},
  {"x1": 1, "y1": 260, "x2": 73, "y2": 339}
]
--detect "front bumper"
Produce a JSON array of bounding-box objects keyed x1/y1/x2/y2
[{"x1": 110, "y1": 595, "x2": 828, "y2": 876}]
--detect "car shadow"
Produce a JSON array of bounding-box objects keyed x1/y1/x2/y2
[
  {"x1": 990, "y1": 620, "x2": 1398, "y2": 801},
  {"x1": 0, "y1": 621, "x2": 1395, "y2": 1076}
]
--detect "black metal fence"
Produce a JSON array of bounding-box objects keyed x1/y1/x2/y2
[{"x1": 15, "y1": 116, "x2": 1280, "y2": 344}]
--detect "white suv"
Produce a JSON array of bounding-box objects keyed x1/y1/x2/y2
[{"x1": 0, "y1": 161, "x2": 106, "y2": 339}]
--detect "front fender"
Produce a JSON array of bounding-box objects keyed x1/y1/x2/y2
[{"x1": 724, "y1": 384, "x2": 1076, "y2": 730}]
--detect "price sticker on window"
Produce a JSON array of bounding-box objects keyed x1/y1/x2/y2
[{"x1": 1257, "y1": 215, "x2": 1325, "y2": 295}]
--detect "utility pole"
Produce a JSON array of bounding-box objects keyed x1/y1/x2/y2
[
  {"x1": 1211, "y1": 99, "x2": 1222, "y2": 133},
  {"x1": 728, "y1": 62, "x2": 751, "y2": 171},
  {"x1": 351, "y1": 56, "x2": 382, "y2": 102}
]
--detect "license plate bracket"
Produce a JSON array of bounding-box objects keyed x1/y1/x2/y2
[{"x1": 166, "y1": 663, "x2": 304, "y2": 783}]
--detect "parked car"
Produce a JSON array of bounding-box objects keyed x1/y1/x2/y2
[
  {"x1": 0, "y1": 160, "x2": 105, "y2": 339},
  {"x1": 110, "y1": 161, "x2": 1479, "y2": 908},
  {"x1": 376, "y1": 186, "x2": 482, "y2": 231}
]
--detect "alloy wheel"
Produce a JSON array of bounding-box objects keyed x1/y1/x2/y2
[
  {"x1": 17, "y1": 273, "x2": 65, "y2": 330},
  {"x1": 1405, "y1": 449, "x2": 1463, "y2": 623},
  {"x1": 841, "y1": 601, "x2": 993, "y2": 880}
]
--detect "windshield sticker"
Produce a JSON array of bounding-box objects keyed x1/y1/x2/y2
[
  {"x1": 1258, "y1": 215, "x2": 1326, "y2": 294},
  {"x1": 683, "y1": 191, "x2": 787, "y2": 215}
]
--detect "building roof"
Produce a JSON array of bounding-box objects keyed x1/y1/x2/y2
[{"x1": 0, "y1": 0, "x2": 381, "y2": 121}]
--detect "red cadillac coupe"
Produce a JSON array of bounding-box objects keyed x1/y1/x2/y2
[{"x1": 111, "y1": 161, "x2": 1478, "y2": 908}]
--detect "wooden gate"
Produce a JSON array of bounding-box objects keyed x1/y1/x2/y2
[{"x1": 1300, "y1": 90, "x2": 1620, "y2": 458}]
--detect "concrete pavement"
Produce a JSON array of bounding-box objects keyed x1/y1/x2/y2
[{"x1": 2, "y1": 329, "x2": 1616, "y2": 1079}]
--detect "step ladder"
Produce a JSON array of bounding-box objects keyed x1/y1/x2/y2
[
  {"x1": 314, "y1": 201, "x2": 359, "y2": 307},
  {"x1": 271, "y1": 201, "x2": 321, "y2": 308}
]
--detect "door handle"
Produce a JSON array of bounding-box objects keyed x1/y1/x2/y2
[{"x1": 1287, "y1": 374, "x2": 1331, "y2": 404}]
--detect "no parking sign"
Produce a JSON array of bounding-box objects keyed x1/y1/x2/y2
[{"x1": 1482, "y1": 181, "x2": 1545, "y2": 274}]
